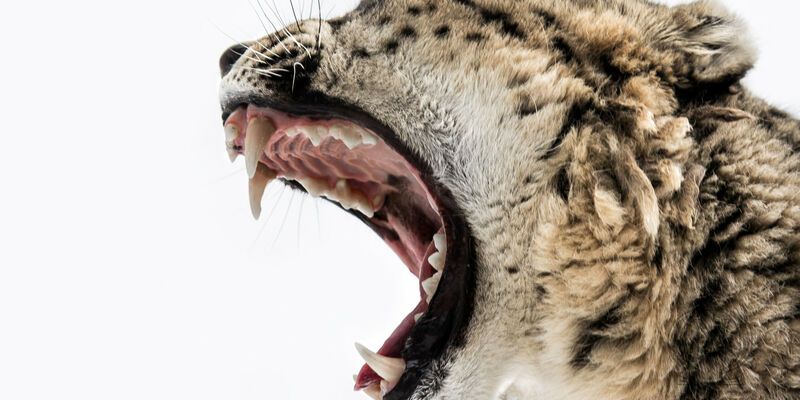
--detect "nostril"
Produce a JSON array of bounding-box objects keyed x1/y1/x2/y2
[{"x1": 219, "y1": 43, "x2": 249, "y2": 77}]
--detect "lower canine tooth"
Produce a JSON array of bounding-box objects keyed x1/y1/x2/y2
[
  {"x1": 249, "y1": 163, "x2": 277, "y2": 219},
  {"x1": 362, "y1": 385, "x2": 381, "y2": 400},
  {"x1": 354, "y1": 343, "x2": 405, "y2": 384},
  {"x1": 227, "y1": 147, "x2": 238, "y2": 163},
  {"x1": 245, "y1": 117, "x2": 276, "y2": 179},
  {"x1": 422, "y1": 272, "x2": 442, "y2": 303}
]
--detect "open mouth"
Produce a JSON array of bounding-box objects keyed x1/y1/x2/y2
[{"x1": 221, "y1": 100, "x2": 472, "y2": 399}]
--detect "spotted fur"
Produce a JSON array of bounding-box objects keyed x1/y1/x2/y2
[{"x1": 219, "y1": 0, "x2": 800, "y2": 398}]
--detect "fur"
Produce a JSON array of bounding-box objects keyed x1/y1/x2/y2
[{"x1": 219, "y1": 0, "x2": 800, "y2": 398}]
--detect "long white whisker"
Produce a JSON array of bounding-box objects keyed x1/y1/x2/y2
[
  {"x1": 291, "y1": 62, "x2": 305, "y2": 92},
  {"x1": 283, "y1": 28, "x2": 312, "y2": 58},
  {"x1": 255, "y1": 0, "x2": 291, "y2": 53},
  {"x1": 232, "y1": 65, "x2": 289, "y2": 77}
]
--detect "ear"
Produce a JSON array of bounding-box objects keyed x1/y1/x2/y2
[{"x1": 670, "y1": 0, "x2": 757, "y2": 84}]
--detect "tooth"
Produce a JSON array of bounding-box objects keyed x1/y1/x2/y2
[
  {"x1": 301, "y1": 125, "x2": 328, "y2": 146},
  {"x1": 328, "y1": 179, "x2": 354, "y2": 209},
  {"x1": 224, "y1": 124, "x2": 239, "y2": 143},
  {"x1": 350, "y1": 190, "x2": 374, "y2": 218},
  {"x1": 225, "y1": 124, "x2": 240, "y2": 163},
  {"x1": 433, "y1": 233, "x2": 446, "y2": 254},
  {"x1": 245, "y1": 117, "x2": 276, "y2": 179},
  {"x1": 362, "y1": 385, "x2": 381, "y2": 400},
  {"x1": 422, "y1": 272, "x2": 442, "y2": 303},
  {"x1": 427, "y1": 252, "x2": 444, "y2": 272},
  {"x1": 249, "y1": 163, "x2": 277, "y2": 219},
  {"x1": 333, "y1": 125, "x2": 363, "y2": 149},
  {"x1": 359, "y1": 128, "x2": 379, "y2": 146},
  {"x1": 296, "y1": 176, "x2": 329, "y2": 197},
  {"x1": 354, "y1": 343, "x2": 405, "y2": 384},
  {"x1": 285, "y1": 127, "x2": 299, "y2": 137},
  {"x1": 227, "y1": 147, "x2": 238, "y2": 163},
  {"x1": 373, "y1": 195, "x2": 385, "y2": 210},
  {"x1": 414, "y1": 313, "x2": 423, "y2": 323}
]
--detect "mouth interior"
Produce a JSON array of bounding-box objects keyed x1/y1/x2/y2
[{"x1": 224, "y1": 105, "x2": 449, "y2": 396}]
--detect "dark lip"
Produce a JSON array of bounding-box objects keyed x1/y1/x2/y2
[{"x1": 221, "y1": 92, "x2": 475, "y2": 399}]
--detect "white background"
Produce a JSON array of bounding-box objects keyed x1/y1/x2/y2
[{"x1": 0, "y1": 1, "x2": 797, "y2": 399}]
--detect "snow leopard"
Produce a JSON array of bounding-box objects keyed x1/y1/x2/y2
[{"x1": 217, "y1": 0, "x2": 800, "y2": 398}]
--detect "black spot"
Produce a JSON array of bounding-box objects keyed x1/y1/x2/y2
[
  {"x1": 465, "y1": 32, "x2": 485, "y2": 42},
  {"x1": 352, "y1": 48, "x2": 370, "y2": 58},
  {"x1": 378, "y1": 16, "x2": 392, "y2": 25},
  {"x1": 571, "y1": 304, "x2": 622, "y2": 369},
  {"x1": 434, "y1": 25, "x2": 450, "y2": 38},
  {"x1": 524, "y1": 175, "x2": 535, "y2": 185},
  {"x1": 479, "y1": 9, "x2": 526, "y2": 40},
  {"x1": 328, "y1": 17, "x2": 347, "y2": 31},
  {"x1": 532, "y1": 9, "x2": 556, "y2": 26},
  {"x1": 384, "y1": 40, "x2": 399, "y2": 53},
  {"x1": 507, "y1": 71, "x2": 529, "y2": 88},
  {"x1": 427, "y1": 3, "x2": 437, "y2": 12},
  {"x1": 542, "y1": 103, "x2": 588, "y2": 159},
  {"x1": 399, "y1": 26, "x2": 417, "y2": 38},
  {"x1": 507, "y1": 266, "x2": 519, "y2": 274},
  {"x1": 407, "y1": 6, "x2": 421, "y2": 15},
  {"x1": 550, "y1": 37, "x2": 576, "y2": 64},
  {"x1": 516, "y1": 94, "x2": 540, "y2": 117},
  {"x1": 452, "y1": 0, "x2": 475, "y2": 7},
  {"x1": 555, "y1": 167, "x2": 570, "y2": 201}
]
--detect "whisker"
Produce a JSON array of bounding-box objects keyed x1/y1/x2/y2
[
  {"x1": 233, "y1": 65, "x2": 289, "y2": 77},
  {"x1": 291, "y1": 61, "x2": 305, "y2": 92},
  {"x1": 316, "y1": 0, "x2": 323, "y2": 51},
  {"x1": 211, "y1": 167, "x2": 245, "y2": 183},
  {"x1": 210, "y1": 22, "x2": 273, "y2": 63},
  {"x1": 296, "y1": 193, "x2": 306, "y2": 248},
  {"x1": 288, "y1": 0, "x2": 302, "y2": 30},
  {"x1": 251, "y1": 184, "x2": 285, "y2": 249},
  {"x1": 254, "y1": 0, "x2": 291, "y2": 53},
  {"x1": 272, "y1": 189, "x2": 297, "y2": 249}
]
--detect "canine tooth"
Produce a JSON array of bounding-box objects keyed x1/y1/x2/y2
[
  {"x1": 225, "y1": 124, "x2": 239, "y2": 143},
  {"x1": 362, "y1": 385, "x2": 381, "y2": 400},
  {"x1": 245, "y1": 117, "x2": 276, "y2": 179},
  {"x1": 428, "y1": 252, "x2": 445, "y2": 272},
  {"x1": 354, "y1": 343, "x2": 405, "y2": 384},
  {"x1": 296, "y1": 176, "x2": 329, "y2": 197},
  {"x1": 422, "y1": 272, "x2": 442, "y2": 303},
  {"x1": 227, "y1": 147, "x2": 238, "y2": 163},
  {"x1": 249, "y1": 163, "x2": 277, "y2": 219},
  {"x1": 285, "y1": 127, "x2": 299, "y2": 137}
]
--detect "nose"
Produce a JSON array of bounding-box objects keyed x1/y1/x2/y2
[{"x1": 219, "y1": 43, "x2": 249, "y2": 77}]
